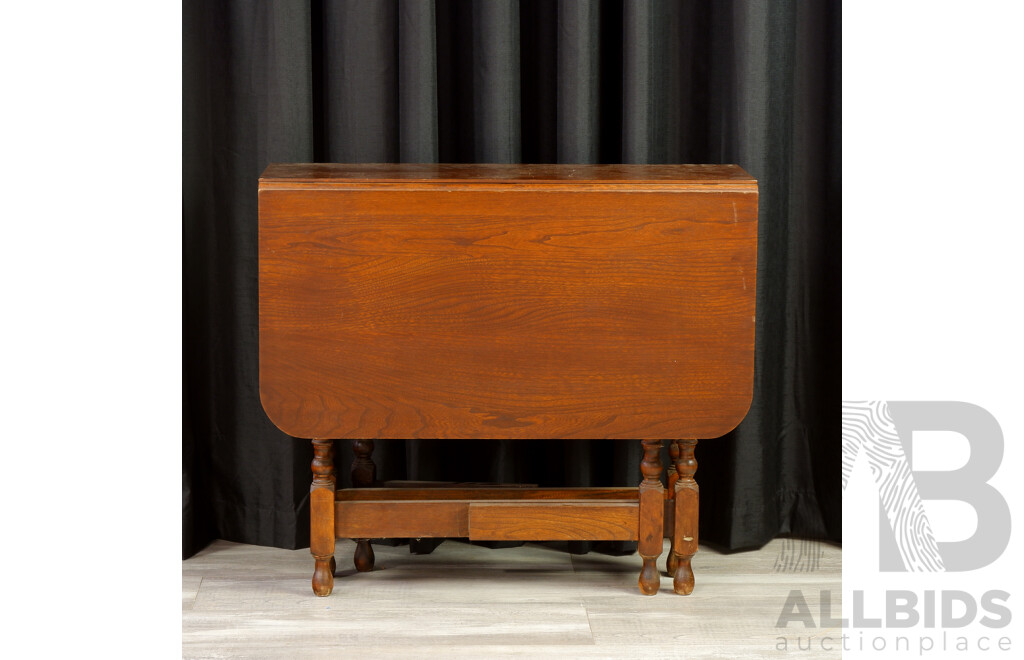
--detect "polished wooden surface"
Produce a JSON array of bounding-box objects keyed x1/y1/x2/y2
[
  {"x1": 309, "y1": 439, "x2": 335, "y2": 596},
  {"x1": 637, "y1": 439, "x2": 664, "y2": 594},
  {"x1": 335, "y1": 501, "x2": 471, "y2": 538},
  {"x1": 259, "y1": 164, "x2": 757, "y2": 440},
  {"x1": 335, "y1": 487, "x2": 638, "y2": 501},
  {"x1": 671, "y1": 439, "x2": 699, "y2": 594},
  {"x1": 467, "y1": 502, "x2": 639, "y2": 541},
  {"x1": 332, "y1": 490, "x2": 640, "y2": 541},
  {"x1": 260, "y1": 162, "x2": 756, "y2": 185}
]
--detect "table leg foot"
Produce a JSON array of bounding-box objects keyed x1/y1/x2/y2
[
  {"x1": 354, "y1": 540, "x2": 375, "y2": 572},
  {"x1": 673, "y1": 554, "x2": 695, "y2": 595},
  {"x1": 639, "y1": 555, "x2": 661, "y2": 595},
  {"x1": 312, "y1": 555, "x2": 334, "y2": 596}
]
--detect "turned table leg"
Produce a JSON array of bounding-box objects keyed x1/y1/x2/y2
[
  {"x1": 638, "y1": 439, "x2": 664, "y2": 595},
  {"x1": 311, "y1": 439, "x2": 336, "y2": 596},
  {"x1": 666, "y1": 440, "x2": 680, "y2": 575},
  {"x1": 352, "y1": 439, "x2": 376, "y2": 572},
  {"x1": 672, "y1": 439, "x2": 699, "y2": 595}
]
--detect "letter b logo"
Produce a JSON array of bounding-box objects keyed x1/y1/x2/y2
[{"x1": 842, "y1": 401, "x2": 1010, "y2": 572}]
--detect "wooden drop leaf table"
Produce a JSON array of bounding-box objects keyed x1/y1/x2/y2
[{"x1": 258, "y1": 163, "x2": 757, "y2": 596}]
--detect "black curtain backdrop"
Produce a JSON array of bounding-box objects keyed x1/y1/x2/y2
[{"x1": 183, "y1": 0, "x2": 840, "y2": 558}]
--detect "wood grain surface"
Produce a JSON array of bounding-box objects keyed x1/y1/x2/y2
[
  {"x1": 333, "y1": 500, "x2": 640, "y2": 541},
  {"x1": 260, "y1": 162, "x2": 757, "y2": 185},
  {"x1": 467, "y1": 502, "x2": 639, "y2": 541},
  {"x1": 334, "y1": 487, "x2": 638, "y2": 501},
  {"x1": 335, "y1": 501, "x2": 470, "y2": 538},
  {"x1": 259, "y1": 164, "x2": 757, "y2": 440}
]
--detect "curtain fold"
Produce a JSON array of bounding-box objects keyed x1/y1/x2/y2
[
  {"x1": 473, "y1": 0, "x2": 521, "y2": 162},
  {"x1": 555, "y1": 0, "x2": 600, "y2": 163},
  {"x1": 398, "y1": 0, "x2": 439, "y2": 162},
  {"x1": 184, "y1": 0, "x2": 841, "y2": 558},
  {"x1": 322, "y1": 0, "x2": 398, "y2": 161},
  {"x1": 184, "y1": 0, "x2": 316, "y2": 556}
]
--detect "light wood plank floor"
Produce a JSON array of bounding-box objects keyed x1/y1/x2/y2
[{"x1": 183, "y1": 537, "x2": 841, "y2": 659}]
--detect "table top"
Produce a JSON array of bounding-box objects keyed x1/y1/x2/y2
[
  {"x1": 259, "y1": 164, "x2": 757, "y2": 440},
  {"x1": 259, "y1": 163, "x2": 756, "y2": 187}
]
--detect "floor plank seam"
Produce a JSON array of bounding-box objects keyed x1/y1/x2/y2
[
  {"x1": 189, "y1": 576, "x2": 203, "y2": 610},
  {"x1": 183, "y1": 538, "x2": 843, "y2": 657},
  {"x1": 581, "y1": 596, "x2": 597, "y2": 645}
]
